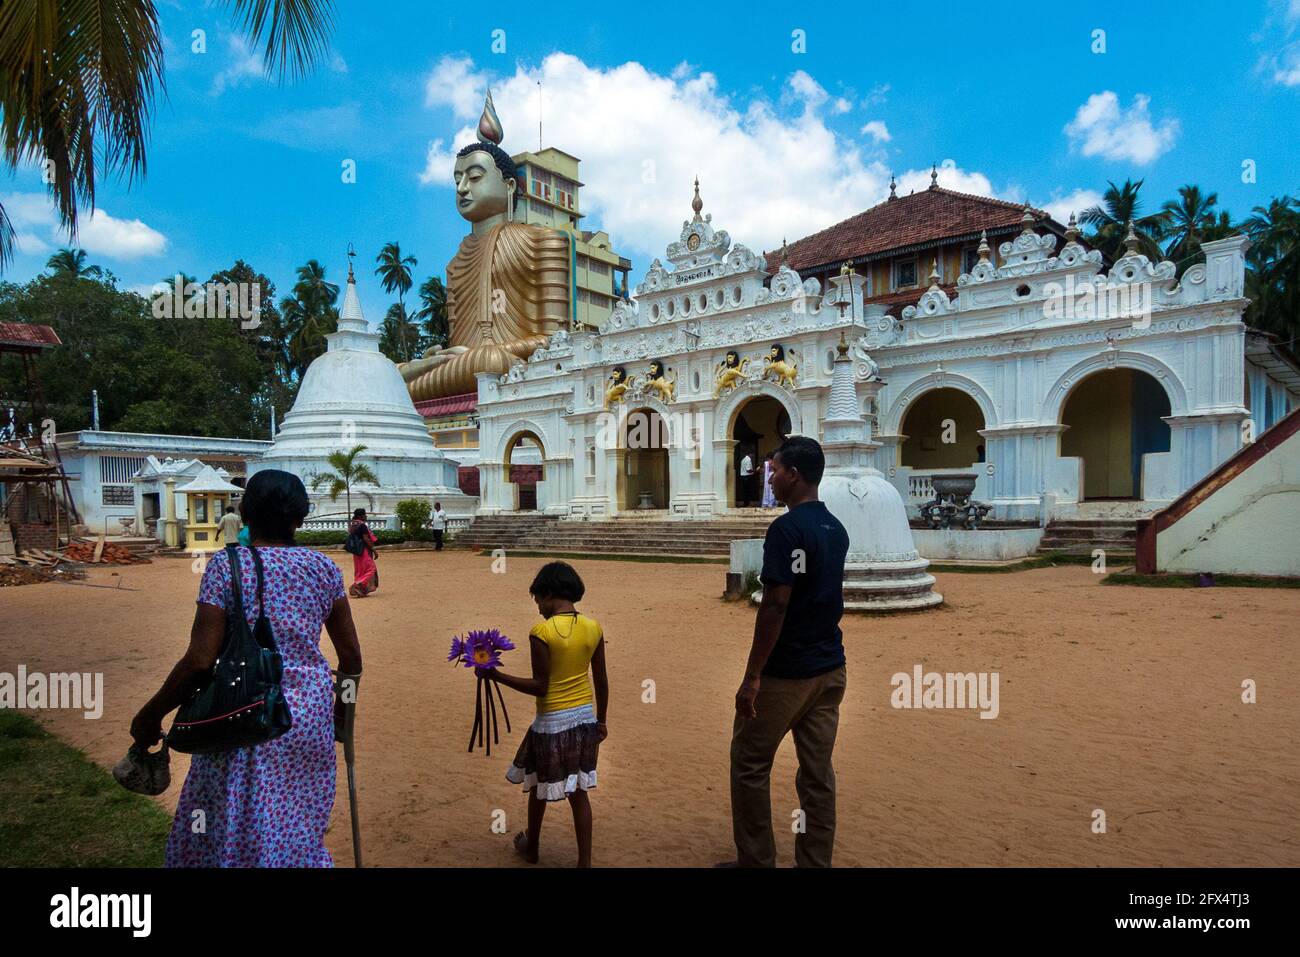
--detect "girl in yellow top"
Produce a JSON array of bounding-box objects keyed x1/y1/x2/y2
[{"x1": 480, "y1": 561, "x2": 608, "y2": 867}]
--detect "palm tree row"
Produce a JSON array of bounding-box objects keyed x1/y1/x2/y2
[
  {"x1": 374, "y1": 242, "x2": 448, "y2": 363},
  {"x1": 1079, "y1": 179, "x2": 1300, "y2": 347}
]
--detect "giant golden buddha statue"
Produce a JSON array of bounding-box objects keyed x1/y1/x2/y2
[{"x1": 400, "y1": 92, "x2": 570, "y2": 400}]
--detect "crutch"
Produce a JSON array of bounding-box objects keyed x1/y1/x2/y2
[{"x1": 333, "y1": 670, "x2": 363, "y2": 868}]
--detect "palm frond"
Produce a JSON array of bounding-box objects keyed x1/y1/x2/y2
[{"x1": 222, "y1": 0, "x2": 337, "y2": 83}]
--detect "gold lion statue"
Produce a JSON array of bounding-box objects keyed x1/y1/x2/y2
[
  {"x1": 763, "y1": 343, "x2": 798, "y2": 389},
  {"x1": 604, "y1": 366, "x2": 631, "y2": 410},
  {"x1": 643, "y1": 359, "x2": 677, "y2": 403},
  {"x1": 714, "y1": 350, "x2": 750, "y2": 397}
]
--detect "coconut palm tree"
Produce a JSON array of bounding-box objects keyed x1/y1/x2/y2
[
  {"x1": 280, "y1": 259, "x2": 339, "y2": 376},
  {"x1": 1242, "y1": 196, "x2": 1300, "y2": 347},
  {"x1": 374, "y1": 242, "x2": 418, "y2": 362},
  {"x1": 1079, "y1": 179, "x2": 1166, "y2": 261},
  {"x1": 0, "y1": 1, "x2": 337, "y2": 269},
  {"x1": 46, "y1": 247, "x2": 101, "y2": 279},
  {"x1": 1160, "y1": 185, "x2": 1225, "y2": 274},
  {"x1": 309, "y1": 444, "x2": 379, "y2": 518},
  {"x1": 378, "y1": 302, "x2": 424, "y2": 363},
  {"x1": 413, "y1": 275, "x2": 449, "y2": 347}
]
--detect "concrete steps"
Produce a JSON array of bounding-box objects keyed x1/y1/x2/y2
[
  {"x1": 1039, "y1": 519, "x2": 1136, "y2": 557},
  {"x1": 456, "y1": 513, "x2": 776, "y2": 559}
]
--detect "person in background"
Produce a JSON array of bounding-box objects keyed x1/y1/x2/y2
[
  {"x1": 130, "y1": 468, "x2": 363, "y2": 867},
  {"x1": 348, "y1": 508, "x2": 379, "y2": 598},
  {"x1": 738, "y1": 447, "x2": 756, "y2": 506},
  {"x1": 215, "y1": 505, "x2": 242, "y2": 545},
  {"x1": 761, "y1": 453, "x2": 777, "y2": 509},
  {"x1": 430, "y1": 501, "x2": 447, "y2": 552},
  {"x1": 725, "y1": 436, "x2": 849, "y2": 868},
  {"x1": 480, "y1": 561, "x2": 609, "y2": 867}
]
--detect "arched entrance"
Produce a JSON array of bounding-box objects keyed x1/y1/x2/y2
[
  {"x1": 900, "y1": 388, "x2": 986, "y2": 469},
  {"x1": 504, "y1": 431, "x2": 544, "y2": 511},
  {"x1": 731, "y1": 395, "x2": 791, "y2": 507},
  {"x1": 1060, "y1": 368, "x2": 1171, "y2": 500},
  {"x1": 620, "y1": 408, "x2": 669, "y2": 510}
]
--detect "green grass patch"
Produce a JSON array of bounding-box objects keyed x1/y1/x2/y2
[
  {"x1": 1102, "y1": 572, "x2": 1300, "y2": 589},
  {"x1": 0, "y1": 711, "x2": 172, "y2": 867},
  {"x1": 928, "y1": 552, "x2": 1107, "y2": 574}
]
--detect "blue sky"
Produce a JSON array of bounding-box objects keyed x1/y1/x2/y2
[{"x1": 3, "y1": 0, "x2": 1298, "y2": 324}]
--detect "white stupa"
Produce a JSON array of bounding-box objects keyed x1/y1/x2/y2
[
  {"x1": 249, "y1": 256, "x2": 472, "y2": 518},
  {"x1": 820, "y1": 317, "x2": 942, "y2": 612}
]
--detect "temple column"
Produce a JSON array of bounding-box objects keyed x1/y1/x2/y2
[
  {"x1": 712, "y1": 437, "x2": 738, "y2": 510},
  {"x1": 161, "y1": 477, "x2": 179, "y2": 547},
  {"x1": 477, "y1": 462, "x2": 508, "y2": 514}
]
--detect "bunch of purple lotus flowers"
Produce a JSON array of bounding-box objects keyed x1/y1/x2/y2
[{"x1": 448, "y1": 629, "x2": 515, "y2": 755}]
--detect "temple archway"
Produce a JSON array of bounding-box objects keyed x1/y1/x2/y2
[
  {"x1": 899, "y1": 388, "x2": 986, "y2": 470},
  {"x1": 620, "y1": 407, "x2": 670, "y2": 510},
  {"x1": 729, "y1": 395, "x2": 791, "y2": 507},
  {"x1": 1060, "y1": 368, "x2": 1172, "y2": 500},
  {"x1": 503, "y1": 429, "x2": 545, "y2": 511}
]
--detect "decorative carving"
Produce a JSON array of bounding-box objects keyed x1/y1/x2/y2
[
  {"x1": 638, "y1": 359, "x2": 677, "y2": 403},
  {"x1": 604, "y1": 366, "x2": 631, "y2": 410}
]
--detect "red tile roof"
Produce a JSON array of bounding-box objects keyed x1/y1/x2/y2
[
  {"x1": 764, "y1": 186, "x2": 1059, "y2": 276},
  {"x1": 414, "y1": 392, "x2": 478, "y2": 417},
  {"x1": 0, "y1": 322, "x2": 61, "y2": 352}
]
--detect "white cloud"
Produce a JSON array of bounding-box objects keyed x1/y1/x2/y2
[
  {"x1": 14, "y1": 232, "x2": 52, "y2": 255},
  {"x1": 77, "y1": 209, "x2": 168, "y2": 258},
  {"x1": 211, "y1": 36, "x2": 265, "y2": 95},
  {"x1": 418, "y1": 54, "x2": 1020, "y2": 263},
  {"x1": 832, "y1": 97, "x2": 852, "y2": 114},
  {"x1": 2, "y1": 192, "x2": 166, "y2": 260},
  {"x1": 1269, "y1": 41, "x2": 1300, "y2": 85},
  {"x1": 895, "y1": 162, "x2": 996, "y2": 198},
  {"x1": 1063, "y1": 91, "x2": 1179, "y2": 164},
  {"x1": 860, "y1": 120, "x2": 891, "y2": 143},
  {"x1": 1041, "y1": 188, "x2": 1104, "y2": 225}
]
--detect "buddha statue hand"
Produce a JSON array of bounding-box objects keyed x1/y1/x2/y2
[{"x1": 398, "y1": 344, "x2": 468, "y2": 383}]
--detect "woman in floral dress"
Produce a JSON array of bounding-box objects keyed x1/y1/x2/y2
[{"x1": 131, "y1": 469, "x2": 363, "y2": 867}]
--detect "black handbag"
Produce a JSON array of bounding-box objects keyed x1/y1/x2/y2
[{"x1": 167, "y1": 545, "x2": 293, "y2": 754}]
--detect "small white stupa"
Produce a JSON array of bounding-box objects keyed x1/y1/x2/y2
[
  {"x1": 250, "y1": 254, "x2": 471, "y2": 518},
  {"x1": 820, "y1": 307, "x2": 942, "y2": 611}
]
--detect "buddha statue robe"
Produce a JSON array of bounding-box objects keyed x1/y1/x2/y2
[{"x1": 402, "y1": 222, "x2": 571, "y2": 400}]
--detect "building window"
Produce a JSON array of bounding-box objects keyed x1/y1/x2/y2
[
  {"x1": 102, "y1": 484, "x2": 135, "y2": 506},
  {"x1": 99, "y1": 455, "x2": 146, "y2": 484},
  {"x1": 894, "y1": 258, "x2": 917, "y2": 289},
  {"x1": 589, "y1": 260, "x2": 610, "y2": 277},
  {"x1": 962, "y1": 246, "x2": 981, "y2": 275}
]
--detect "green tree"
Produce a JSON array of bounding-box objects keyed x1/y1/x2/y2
[
  {"x1": 0, "y1": 0, "x2": 337, "y2": 268},
  {"x1": 279, "y1": 259, "x2": 339, "y2": 377},
  {"x1": 413, "y1": 275, "x2": 448, "y2": 348},
  {"x1": 308, "y1": 444, "x2": 379, "y2": 517},
  {"x1": 1242, "y1": 195, "x2": 1300, "y2": 348},
  {"x1": 1160, "y1": 185, "x2": 1227, "y2": 275},
  {"x1": 378, "y1": 302, "x2": 424, "y2": 363},
  {"x1": 1080, "y1": 179, "x2": 1166, "y2": 261},
  {"x1": 374, "y1": 242, "x2": 418, "y2": 362},
  {"x1": 46, "y1": 248, "x2": 102, "y2": 280}
]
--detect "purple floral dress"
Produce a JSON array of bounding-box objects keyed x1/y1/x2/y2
[{"x1": 165, "y1": 546, "x2": 346, "y2": 868}]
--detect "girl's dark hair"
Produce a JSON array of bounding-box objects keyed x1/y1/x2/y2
[
  {"x1": 528, "y1": 561, "x2": 585, "y2": 602},
  {"x1": 353, "y1": 508, "x2": 366, "y2": 520},
  {"x1": 241, "y1": 469, "x2": 310, "y2": 543}
]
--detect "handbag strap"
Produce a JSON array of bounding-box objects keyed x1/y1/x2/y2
[
  {"x1": 245, "y1": 543, "x2": 267, "y2": 620},
  {"x1": 225, "y1": 544, "x2": 247, "y2": 624}
]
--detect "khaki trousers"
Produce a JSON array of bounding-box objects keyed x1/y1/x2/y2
[{"x1": 729, "y1": 664, "x2": 846, "y2": 867}]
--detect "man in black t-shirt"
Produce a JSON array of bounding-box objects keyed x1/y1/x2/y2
[{"x1": 725, "y1": 436, "x2": 848, "y2": 868}]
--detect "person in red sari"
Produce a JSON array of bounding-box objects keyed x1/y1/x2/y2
[{"x1": 348, "y1": 508, "x2": 379, "y2": 598}]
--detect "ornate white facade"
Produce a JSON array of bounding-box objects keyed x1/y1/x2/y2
[{"x1": 474, "y1": 194, "x2": 1285, "y2": 523}]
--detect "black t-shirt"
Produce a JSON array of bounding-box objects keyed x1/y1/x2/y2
[{"x1": 759, "y1": 500, "x2": 849, "y2": 679}]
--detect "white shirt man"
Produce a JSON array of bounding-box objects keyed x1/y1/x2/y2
[
  {"x1": 430, "y1": 503, "x2": 447, "y2": 551},
  {"x1": 739, "y1": 453, "x2": 754, "y2": 477},
  {"x1": 739, "y1": 453, "x2": 756, "y2": 506}
]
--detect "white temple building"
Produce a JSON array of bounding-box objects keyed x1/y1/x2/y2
[
  {"x1": 470, "y1": 182, "x2": 1296, "y2": 528},
  {"x1": 251, "y1": 260, "x2": 473, "y2": 520}
]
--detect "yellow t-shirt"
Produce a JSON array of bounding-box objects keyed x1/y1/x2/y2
[{"x1": 532, "y1": 613, "x2": 602, "y2": 714}]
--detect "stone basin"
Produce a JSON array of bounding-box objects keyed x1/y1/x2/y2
[{"x1": 930, "y1": 473, "x2": 978, "y2": 498}]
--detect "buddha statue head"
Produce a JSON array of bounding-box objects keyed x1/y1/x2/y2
[{"x1": 454, "y1": 90, "x2": 521, "y2": 228}]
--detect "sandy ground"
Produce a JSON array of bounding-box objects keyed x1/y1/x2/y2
[{"x1": 1, "y1": 548, "x2": 1296, "y2": 868}]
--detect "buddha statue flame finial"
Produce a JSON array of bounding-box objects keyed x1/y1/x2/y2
[
  {"x1": 691, "y1": 176, "x2": 704, "y2": 221},
  {"x1": 478, "y1": 88, "x2": 505, "y2": 146}
]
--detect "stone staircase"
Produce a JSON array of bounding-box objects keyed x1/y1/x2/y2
[
  {"x1": 1038, "y1": 519, "x2": 1137, "y2": 559},
  {"x1": 455, "y1": 512, "x2": 777, "y2": 560}
]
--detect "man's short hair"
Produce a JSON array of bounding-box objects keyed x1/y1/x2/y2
[{"x1": 774, "y1": 435, "x2": 825, "y2": 485}]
